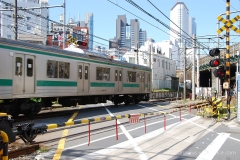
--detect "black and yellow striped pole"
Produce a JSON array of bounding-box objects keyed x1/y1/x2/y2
[{"x1": 226, "y1": 0, "x2": 231, "y2": 119}]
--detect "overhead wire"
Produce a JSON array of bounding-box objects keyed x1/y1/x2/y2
[{"x1": 124, "y1": 0, "x2": 209, "y2": 50}]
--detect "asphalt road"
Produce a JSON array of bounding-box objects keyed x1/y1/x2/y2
[{"x1": 30, "y1": 101, "x2": 240, "y2": 160}]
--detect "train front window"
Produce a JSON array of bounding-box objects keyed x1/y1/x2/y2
[
  {"x1": 27, "y1": 59, "x2": 33, "y2": 77},
  {"x1": 15, "y1": 57, "x2": 22, "y2": 76}
]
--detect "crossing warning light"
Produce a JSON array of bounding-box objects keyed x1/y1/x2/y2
[
  {"x1": 77, "y1": 41, "x2": 88, "y2": 46},
  {"x1": 209, "y1": 59, "x2": 220, "y2": 67},
  {"x1": 213, "y1": 68, "x2": 225, "y2": 79},
  {"x1": 209, "y1": 48, "x2": 220, "y2": 57}
]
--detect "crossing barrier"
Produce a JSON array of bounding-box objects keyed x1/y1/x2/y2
[{"x1": 30, "y1": 101, "x2": 208, "y2": 145}]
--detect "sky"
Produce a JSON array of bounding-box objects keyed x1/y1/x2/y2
[{"x1": 48, "y1": 0, "x2": 240, "y2": 50}]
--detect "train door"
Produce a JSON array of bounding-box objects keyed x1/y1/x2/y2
[
  {"x1": 13, "y1": 53, "x2": 35, "y2": 94},
  {"x1": 115, "y1": 68, "x2": 123, "y2": 92},
  {"x1": 77, "y1": 63, "x2": 89, "y2": 93},
  {"x1": 140, "y1": 72, "x2": 145, "y2": 92}
]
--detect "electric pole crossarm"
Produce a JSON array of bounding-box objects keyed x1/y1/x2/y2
[{"x1": 0, "y1": 5, "x2": 63, "y2": 11}]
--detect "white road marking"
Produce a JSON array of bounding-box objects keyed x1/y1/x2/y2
[
  {"x1": 73, "y1": 116, "x2": 200, "y2": 160},
  {"x1": 196, "y1": 133, "x2": 230, "y2": 160},
  {"x1": 103, "y1": 104, "x2": 148, "y2": 160}
]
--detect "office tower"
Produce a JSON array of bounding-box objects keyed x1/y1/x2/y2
[
  {"x1": 170, "y1": 2, "x2": 196, "y2": 69},
  {"x1": 139, "y1": 29, "x2": 147, "y2": 48},
  {"x1": 116, "y1": 15, "x2": 127, "y2": 48},
  {"x1": 130, "y1": 19, "x2": 139, "y2": 49}
]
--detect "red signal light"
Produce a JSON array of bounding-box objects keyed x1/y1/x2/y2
[
  {"x1": 77, "y1": 41, "x2": 88, "y2": 46},
  {"x1": 209, "y1": 59, "x2": 220, "y2": 67},
  {"x1": 213, "y1": 68, "x2": 225, "y2": 79}
]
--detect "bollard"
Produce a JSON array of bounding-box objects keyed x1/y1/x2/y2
[
  {"x1": 115, "y1": 119, "x2": 118, "y2": 140},
  {"x1": 88, "y1": 122, "x2": 90, "y2": 146},
  {"x1": 0, "y1": 131, "x2": 8, "y2": 160},
  {"x1": 190, "y1": 105, "x2": 192, "y2": 113}
]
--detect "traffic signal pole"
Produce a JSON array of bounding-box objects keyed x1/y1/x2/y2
[{"x1": 226, "y1": 0, "x2": 231, "y2": 120}]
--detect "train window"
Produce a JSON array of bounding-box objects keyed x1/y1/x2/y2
[
  {"x1": 78, "y1": 65, "x2": 82, "y2": 79},
  {"x1": 27, "y1": 59, "x2": 33, "y2": 77},
  {"x1": 96, "y1": 67, "x2": 103, "y2": 80},
  {"x1": 119, "y1": 70, "x2": 122, "y2": 81},
  {"x1": 115, "y1": 70, "x2": 118, "y2": 81},
  {"x1": 15, "y1": 57, "x2": 22, "y2": 76},
  {"x1": 103, "y1": 68, "x2": 110, "y2": 81},
  {"x1": 85, "y1": 66, "x2": 88, "y2": 79},
  {"x1": 127, "y1": 71, "x2": 136, "y2": 82},
  {"x1": 59, "y1": 62, "x2": 70, "y2": 79},
  {"x1": 47, "y1": 60, "x2": 58, "y2": 78}
]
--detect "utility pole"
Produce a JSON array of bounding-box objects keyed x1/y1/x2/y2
[
  {"x1": 136, "y1": 41, "x2": 139, "y2": 64},
  {"x1": 226, "y1": 0, "x2": 231, "y2": 120},
  {"x1": 63, "y1": 0, "x2": 66, "y2": 49},
  {"x1": 184, "y1": 42, "x2": 186, "y2": 100},
  {"x1": 197, "y1": 42, "x2": 200, "y2": 88},
  {"x1": 14, "y1": 0, "x2": 17, "y2": 40},
  {"x1": 192, "y1": 34, "x2": 196, "y2": 100}
]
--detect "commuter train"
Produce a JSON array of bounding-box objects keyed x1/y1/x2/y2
[{"x1": 0, "y1": 38, "x2": 151, "y2": 117}]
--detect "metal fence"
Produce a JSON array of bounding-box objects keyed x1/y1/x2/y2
[{"x1": 152, "y1": 79, "x2": 179, "y2": 90}]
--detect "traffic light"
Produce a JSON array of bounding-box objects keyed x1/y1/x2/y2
[
  {"x1": 213, "y1": 68, "x2": 225, "y2": 79},
  {"x1": 209, "y1": 48, "x2": 220, "y2": 57},
  {"x1": 209, "y1": 59, "x2": 220, "y2": 67},
  {"x1": 77, "y1": 40, "x2": 88, "y2": 46},
  {"x1": 209, "y1": 48, "x2": 220, "y2": 67}
]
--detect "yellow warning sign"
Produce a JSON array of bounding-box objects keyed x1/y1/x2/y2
[{"x1": 217, "y1": 15, "x2": 240, "y2": 34}]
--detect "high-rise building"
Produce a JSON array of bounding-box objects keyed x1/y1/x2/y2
[
  {"x1": 116, "y1": 15, "x2": 127, "y2": 48},
  {"x1": 0, "y1": 0, "x2": 48, "y2": 44},
  {"x1": 115, "y1": 15, "x2": 147, "y2": 52},
  {"x1": 170, "y1": 2, "x2": 196, "y2": 69},
  {"x1": 130, "y1": 19, "x2": 139, "y2": 49},
  {"x1": 139, "y1": 29, "x2": 147, "y2": 48}
]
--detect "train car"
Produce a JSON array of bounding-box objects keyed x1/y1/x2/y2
[{"x1": 0, "y1": 38, "x2": 151, "y2": 116}]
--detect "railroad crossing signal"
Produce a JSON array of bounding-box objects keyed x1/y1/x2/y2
[
  {"x1": 67, "y1": 35, "x2": 78, "y2": 45},
  {"x1": 217, "y1": 15, "x2": 240, "y2": 34},
  {"x1": 213, "y1": 68, "x2": 225, "y2": 79}
]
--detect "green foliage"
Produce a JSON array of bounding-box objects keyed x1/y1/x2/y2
[
  {"x1": 0, "y1": 100, "x2": 3, "y2": 103},
  {"x1": 30, "y1": 98, "x2": 42, "y2": 103}
]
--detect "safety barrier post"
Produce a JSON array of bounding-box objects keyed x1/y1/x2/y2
[
  {"x1": 0, "y1": 131, "x2": 8, "y2": 160},
  {"x1": 115, "y1": 119, "x2": 118, "y2": 140},
  {"x1": 164, "y1": 114, "x2": 166, "y2": 130},
  {"x1": 88, "y1": 122, "x2": 90, "y2": 146},
  {"x1": 190, "y1": 105, "x2": 192, "y2": 113},
  {"x1": 144, "y1": 115, "x2": 146, "y2": 133},
  {"x1": 217, "y1": 108, "x2": 220, "y2": 122}
]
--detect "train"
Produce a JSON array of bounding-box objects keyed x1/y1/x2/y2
[{"x1": 0, "y1": 38, "x2": 151, "y2": 117}]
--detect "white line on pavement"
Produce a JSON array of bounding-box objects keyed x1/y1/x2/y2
[
  {"x1": 104, "y1": 105, "x2": 148, "y2": 160},
  {"x1": 196, "y1": 133, "x2": 230, "y2": 160},
  {"x1": 72, "y1": 116, "x2": 200, "y2": 160}
]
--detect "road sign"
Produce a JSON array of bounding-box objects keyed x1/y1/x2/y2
[
  {"x1": 217, "y1": 15, "x2": 240, "y2": 34},
  {"x1": 129, "y1": 114, "x2": 140, "y2": 124}
]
